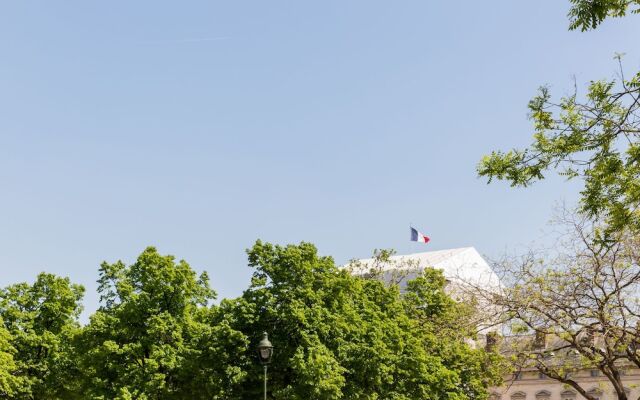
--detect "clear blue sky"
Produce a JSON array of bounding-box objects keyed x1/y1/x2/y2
[{"x1": 1, "y1": 1, "x2": 639, "y2": 318}]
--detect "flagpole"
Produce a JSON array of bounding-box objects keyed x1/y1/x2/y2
[{"x1": 408, "y1": 224, "x2": 411, "y2": 255}]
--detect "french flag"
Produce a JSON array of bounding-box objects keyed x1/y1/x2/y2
[{"x1": 410, "y1": 227, "x2": 430, "y2": 243}]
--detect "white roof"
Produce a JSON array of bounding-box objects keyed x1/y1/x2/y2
[{"x1": 354, "y1": 247, "x2": 502, "y2": 289}]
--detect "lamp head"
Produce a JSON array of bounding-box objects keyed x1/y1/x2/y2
[{"x1": 257, "y1": 332, "x2": 274, "y2": 364}]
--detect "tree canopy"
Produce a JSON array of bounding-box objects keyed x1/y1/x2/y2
[
  {"x1": 224, "y1": 241, "x2": 502, "y2": 400},
  {"x1": 479, "y1": 1, "x2": 640, "y2": 235},
  {"x1": 76, "y1": 246, "x2": 247, "y2": 400},
  {"x1": 478, "y1": 62, "x2": 640, "y2": 235},
  {"x1": 476, "y1": 2, "x2": 640, "y2": 398},
  {"x1": 0, "y1": 273, "x2": 84, "y2": 399},
  {"x1": 568, "y1": 0, "x2": 640, "y2": 31},
  {"x1": 465, "y1": 213, "x2": 640, "y2": 400},
  {"x1": 0, "y1": 244, "x2": 502, "y2": 399},
  {"x1": 0, "y1": 320, "x2": 23, "y2": 397}
]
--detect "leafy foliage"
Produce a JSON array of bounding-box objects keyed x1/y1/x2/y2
[
  {"x1": 225, "y1": 241, "x2": 502, "y2": 400},
  {"x1": 403, "y1": 269, "x2": 505, "y2": 400},
  {"x1": 568, "y1": 0, "x2": 640, "y2": 31},
  {"x1": 0, "y1": 320, "x2": 24, "y2": 397},
  {"x1": 77, "y1": 247, "x2": 247, "y2": 400},
  {"x1": 468, "y1": 215, "x2": 640, "y2": 400},
  {"x1": 0, "y1": 245, "x2": 502, "y2": 399},
  {"x1": 476, "y1": 4, "x2": 640, "y2": 397},
  {"x1": 479, "y1": 1, "x2": 640, "y2": 234},
  {"x1": 478, "y1": 62, "x2": 640, "y2": 235},
  {"x1": 0, "y1": 273, "x2": 85, "y2": 399}
]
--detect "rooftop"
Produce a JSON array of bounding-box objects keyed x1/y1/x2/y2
[{"x1": 353, "y1": 247, "x2": 502, "y2": 289}]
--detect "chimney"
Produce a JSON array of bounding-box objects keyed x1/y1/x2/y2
[
  {"x1": 486, "y1": 331, "x2": 500, "y2": 352},
  {"x1": 533, "y1": 331, "x2": 547, "y2": 350}
]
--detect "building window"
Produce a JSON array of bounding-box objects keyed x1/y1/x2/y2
[
  {"x1": 513, "y1": 372, "x2": 523, "y2": 381},
  {"x1": 560, "y1": 390, "x2": 576, "y2": 400},
  {"x1": 535, "y1": 390, "x2": 551, "y2": 400},
  {"x1": 511, "y1": 391, "x2": 526, "y2": 400},
  {"x1": 538, "y1": 372, "x2": 547, "y2": 379},
  {"x1": 590, "y1": 370, "x2": 600, "y2": 377}
]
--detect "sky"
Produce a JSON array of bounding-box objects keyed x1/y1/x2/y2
[{"x1": 1, "y1": 1, "x2": 639, "y2": 319}]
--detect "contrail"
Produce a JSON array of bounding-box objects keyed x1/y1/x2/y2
[{"x1": 137, "y1": 36, "x2": 230, "y2": 45}]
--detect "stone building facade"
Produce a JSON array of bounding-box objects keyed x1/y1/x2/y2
[{"x1": 492, "y1": 367, "x2": 639, "y2": 400}]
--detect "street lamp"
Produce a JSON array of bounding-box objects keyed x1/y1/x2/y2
[{"x1": 257, "y1": 332, "x2": 273, "y2": 400}]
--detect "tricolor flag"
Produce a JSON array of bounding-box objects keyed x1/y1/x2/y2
[{"x1": 410, "y1": 227, "x2": 430, "y2": 243}]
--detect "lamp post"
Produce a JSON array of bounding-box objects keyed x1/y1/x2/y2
[{"x1": 257, "y1": 332, "x2": 273, "y2": 400}]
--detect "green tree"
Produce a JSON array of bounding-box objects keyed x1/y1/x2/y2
[
  {"x1": 568, "y1": 0, "x2": 640, "y2": 31},
  {"x1": 403, "y1": 268, "x2": 505, "y2": 400},
  {"x1": 477, "y1": 3, "x2": 640, "y2": 395},
  {"x1": 226, "y1": 240, "x2": 501, "y2": 399},
  {"x1": 478, "y1": 61, "x2": 640, "y2": 235},
  {"x1": 464, "y1": 213, "x2": 640, "y2": 400},
  {"x1": 0, "y1": 273, "x2": 85, "y2": 399},
  {"x1": 0, "y1": 320, "x2": 25, "y2": 397},
  {"x1": 77, "y1": 247, "x2": 247, "y2": 400},
  {"x1": 478, "y1": 1, "x2": 640, "y2": 235}
]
